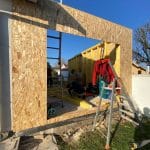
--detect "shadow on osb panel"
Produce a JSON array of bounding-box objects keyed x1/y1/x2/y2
[{"x1": 6, "y1": 0, "x2": 86, "y2": 35}]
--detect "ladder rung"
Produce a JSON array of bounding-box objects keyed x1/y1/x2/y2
[
  {"x1": 119, "y1": 101, "x2": 130, "y2": 106},
  {"x1": 119, "y1": 103, "x2": 133, "y2": 112},
  {"x1": 121, "y1": 114, "x2": 139, "y2": 126},
  {"x1": 47, "y1": 57, "x2": 59, "y2": 60},
  {"x1": 47, "y1": 35, "x2": 61, "y2": 39},
  {"x1": 47, "y1": 47, "x2": 60, "y2": 50},
  {"x1": 103, "y1": 87, "x2": 112, "y2": 90},
  {"x1": 119, "y1": 109, "x2": 135, "y2": 118},
  {"x1": 103, "y1": 87, "x2": 121, "y2": 90},
  {"x1": 116, "y1": 87, "x2": 121, "y2": 90},
  {"x1": 119, "y1": 95, "x2": 128, "y2": 100},
  {"x1": 98, "y1": 129, "x2": 107, "y2": 138}
]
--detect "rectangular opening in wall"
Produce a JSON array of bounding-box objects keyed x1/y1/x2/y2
[{"x1": 46, "y1": 29, "x2": 120, "y2": 123}]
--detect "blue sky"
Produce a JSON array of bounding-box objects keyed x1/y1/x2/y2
[{"x1": 47, "y1": 0, "x2": 150, "y2": 66}]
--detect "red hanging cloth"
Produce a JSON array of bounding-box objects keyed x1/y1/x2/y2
[{"x1": 92, "y1": 59, "x2": 115, "y2": 85}]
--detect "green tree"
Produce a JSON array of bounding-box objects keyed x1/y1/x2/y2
[{"x1": 133, "y1": 22, "x2": 150, "y2": 66}]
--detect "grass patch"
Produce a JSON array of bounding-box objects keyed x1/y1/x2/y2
[{"x1": 59, "y1": 118, "x2": 150, "y2": 150}]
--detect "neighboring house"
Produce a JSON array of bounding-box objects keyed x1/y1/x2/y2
[
  {"x1": 53, "y1": 64, "x2": 68, "y2": 81},
  {"x1": 61, "y1": 64, "x2": 69, "y2": 81},
  {"x1": 61, "y1": 64, "x2": 68, "y2": 69},
  {"x1": 53, "y1": 66, "x2": 60, "y2": 75},
  {"x1": 132, "y1": 62, "x2": 147, "y2": 75}
]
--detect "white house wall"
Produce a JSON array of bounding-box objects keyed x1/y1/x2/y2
[{"x1": 132, "y1": 75, "x2": 150, "y2": 118}]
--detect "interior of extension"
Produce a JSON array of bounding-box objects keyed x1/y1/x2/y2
[{"x1": 47, "y1": 29, "x2": 120, "y2": 123}]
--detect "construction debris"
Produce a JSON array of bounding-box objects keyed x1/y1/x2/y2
[
  {"x1": 0, "y1": 137, "x2": 20, "y2": 150},
  {"x1": 0, "y1": 110, "x2": 126, "y2": 150}
]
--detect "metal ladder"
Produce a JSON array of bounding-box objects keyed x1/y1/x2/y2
[
  {"x1": 108, "y1": 61, "x2": 139, "y2": 125},
  {"x1": 47, "y1": 31, "x2": 64, "y2": 107},
  {"x1": 92, "y1": 60, "x2": 139, "y2": 150}
]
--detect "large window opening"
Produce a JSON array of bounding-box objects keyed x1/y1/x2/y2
[{"x1": 46, "y1": 29, "x2": 120, "y2": 122}]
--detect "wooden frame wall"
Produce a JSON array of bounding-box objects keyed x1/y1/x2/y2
[
  {"x1": 68, "y1": 42, "x2": 121, "y2": 85},
  {"x1": 10, "y1": 0, "x2": 132, "y2": 131}
]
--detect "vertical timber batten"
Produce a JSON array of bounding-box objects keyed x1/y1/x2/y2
[{"x1": 10, "y1": 0, "x2": 132, "y2": 131}]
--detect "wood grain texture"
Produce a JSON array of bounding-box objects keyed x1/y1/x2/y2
[
  {"x1": 11, "y1": 0, "x2": 47, "y2": 131},
  {"x1": 10, "y1": 0, "x2": 132, "y2": 131}
]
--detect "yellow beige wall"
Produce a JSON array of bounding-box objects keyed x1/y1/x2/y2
[{"x1": 68, "y1": 42, "x2": 120, "y2": 84}]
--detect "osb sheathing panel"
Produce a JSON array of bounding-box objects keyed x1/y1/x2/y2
[
  {"x1": 11, "y1": 1, "x2": 47, "y2": 131},
  {"x1": 11, "y1": 0, "x2": 132, "y2": 131}
]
